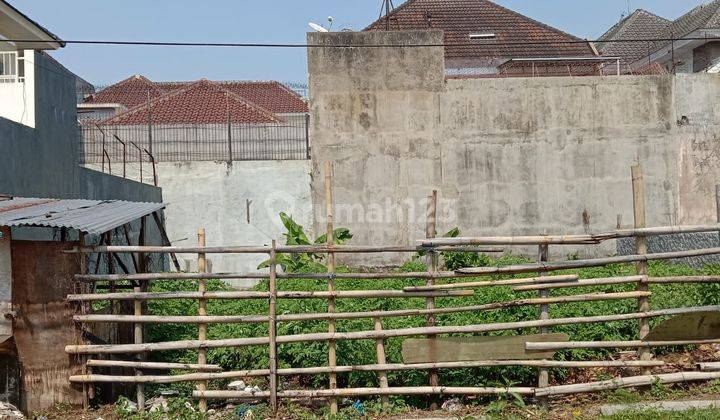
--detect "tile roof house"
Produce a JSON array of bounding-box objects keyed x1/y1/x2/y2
[
  {"x1": 599, "y1": 0, "x2": 720, "y2": 73},
  {"x1": 78, "y1": 76, "x2": 309, "y2": 162},
  {"x1": 364, "y1": 0, "x2": 599, "y2": 76}
]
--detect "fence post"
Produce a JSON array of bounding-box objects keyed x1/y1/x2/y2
[
  {"x1": 324, "y1": 161, "x2": 338, "y2": 415},
  {"x1": 227, "y1": 92, "x2": 233, "y2": 163},
  {"x1": 305, "y1": 113, "x2": 310, "y2": 160},
  {"x1": 631, "y1": 165, "x2": 652, "y2": 370},
  {"x1": 373, "y1": 317, "x2": 389, "y2": 407},
  {"x1": 425, "y1": 190, "x2": 439, "y2": 409},
  {"x1": 197, "y1": 228, "x2": 208, "y2": 412},
  {"x1": 715, "y1": 185, "x2": 720, "y2": 246},
  {"x1": 268, "y1": 240, "x2": 278, "y2": 412},
  {"x1": 147, "y1": 92, "x2": 153, "y2": 155},
  {"x1": 537, "y1": 241, "x2": 550, "y2": 403}
]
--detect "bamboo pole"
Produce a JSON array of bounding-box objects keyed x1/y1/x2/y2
[
  {"x1": 374, "y1": 317, "x2": 389, "y2": 406},
  {"x1": 456, "y1": 247, "x2": 720, "y2": 276},
  {"x1": 73, "y1": 291, "x2": 649, "y2": 324},
  {"x1": 67, "y1": 289, "x2": 473, "y2": 302},
  {"x1": 86, "y1": 360, "x2": 222, "y2": 371},
  {"x1": 70, "y1": 359, "x2": 666, "y2": 383},
  {"x1": 75, "y1": 314, "x2": 269, "y2": 324},
  {"x1": 425, "y1": 190, "x2": 439, "y2": 407},
  {"x1": 76, "y1": 272, "x2": 270, "y2": 282},
  {"x1": 537, "y1": 242, "x2": 550, "y2": 402},
  {"x1": 536, "y1": 371, "x2": 720, "y2": 397},
  {"x1": 632, "y1": 165, "x2": 652, "y2": 372},
  {"x1": 648, "y1": 276, "x2": 720, "y2": 284},
  {"x1": 325, "y1": 161, "x2": 338, "y2": 415},
  {"x1": 527, "y1": 339, "x2": 720, "y2": 350},
  {"x1": 134, "y1": 283, "x2": 144, "y2": 409},
  {"x1": 513, "y1": 276, "x2": 645, "y2": 292},
  {"x1": 419, "y1": 224, "x2": 720, "y2": 247},
  {"x1": 194, "y1": 386, "x2": 537, "y2": 399},
  {"x1": 197, "y1": 228, "x2": 208, "y2": 413},
  {"x1": 698, "y1": 362, "x2": 720, "y2": 371},
  {"x1": 404, "y1": 274, "x2": 579, "y2": 291},
  {"x1": 475, "y1": 250, "x2": 711, "y2": 275},
  {"x1": 77, "y1": 232, "x2": 90, "y2": 410},
  {"x1": 268, "y1": 240, "x2": 278, "y2": 412},
  {"x1": 66, "y1": 305, "x2": 719, "y2": 354}
]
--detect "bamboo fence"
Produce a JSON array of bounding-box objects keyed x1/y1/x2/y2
[{"x1": 66, "y1": 163, "x2": 720, "y2": 414}]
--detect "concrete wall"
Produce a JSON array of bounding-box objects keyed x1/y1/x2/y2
[
  {"x1": 157, "y1": 160, "x2": 313, "y2": 286},
  {"x1": 308, "y1": 30, "x2": 720, "y2": 263},
  {"x1": 0, "y1": 51, "x2": 161, "y2": 203}
]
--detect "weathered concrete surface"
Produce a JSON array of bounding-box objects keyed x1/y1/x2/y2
[
  {"x1": 308, "y1": 30, "x2": 720, "y2": 263},
  {"x1": 600, "y1": 400, "x2": 720, "y2": 416},
  {"x1": 158, "y1": 160, "x2": 312, "y2": 286}
]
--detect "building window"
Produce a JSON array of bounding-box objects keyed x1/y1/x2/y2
[{"x1": 0, "y1": 52, "x2": 20, "y2": 83}]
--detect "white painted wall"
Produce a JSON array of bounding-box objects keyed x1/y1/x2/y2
[
  {"x1": 0, "y1": 50, "x2": 35, "y2": 127},
  {"x1": 157, "y1": 160, "x2": 313, "y2": 287}
]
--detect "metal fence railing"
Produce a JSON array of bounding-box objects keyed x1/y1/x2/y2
[{"x1": 78, "y1": 116, "x2": 310, "y2": 164}]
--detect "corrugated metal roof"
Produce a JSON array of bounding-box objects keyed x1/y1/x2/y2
[{"x1": 0, "y1": 197, "x2": 166, "y2": 235}]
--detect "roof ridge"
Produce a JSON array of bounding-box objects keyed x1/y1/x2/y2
[
  {"x1": 101, "y1": 79, "x2": 282, "y2": 125},
  {"x1": 481, "y1": 0, "x2": 592, "y2": 47}
]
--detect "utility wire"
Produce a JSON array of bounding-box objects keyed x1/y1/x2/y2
[{"x1": 2, "y1": 36, "x2": 720, "y2": 48}]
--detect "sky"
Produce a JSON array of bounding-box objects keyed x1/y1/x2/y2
[{"x1": 13, "y1": 0, "x2": 712, "y2": 85}]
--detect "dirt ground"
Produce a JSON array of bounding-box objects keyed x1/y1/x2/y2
[{"x1": 32, "y1": 346, "x2": 720, "y2": 420}]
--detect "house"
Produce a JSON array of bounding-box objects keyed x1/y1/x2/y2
[
  {"x1": 78, "y1": 75, "x2": 309, "y2": 162},
  {"x1": 599, "y1": 0, "x2": 720, "y2": 73},
  {"x1": 0, "y1": 1, "x2": 168, "y2": 413},
  {"x1": 364, "y1": 0, "x2": 604, "y2": 77}
]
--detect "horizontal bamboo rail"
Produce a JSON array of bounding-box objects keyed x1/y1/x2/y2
[
  {"x1": 67, "y1": 245, "x2": 504, "y2": 255},
  {"x1": 526, "y1": 339, "x2": 720, "y2": 350},
  {"x1": 65, "y1": 305, "x2": 719, "y2": 354},
  {"x1": 698, "y1": 362, "x2": 720, "y2": 371},
  {"x1": 194, "y1": 386, "x2": 537, "y2": 399},
  {"x1": 67, "y1": 289, "x2": 473, "y2": 302},
  {"x1": 420, "y1": 224, "x2": 720, "y2": 247},
  {"x1": 75, "y1": 314, "x2": 269, "y2": 324},
  {"x1": 456, "y1": 248, "x2": 720, "y2": 276},
  {"x1": 85, "y1": 360, "x2": 222, "y2": 371},
  {"x1": 69, "y1": 360, "x2": 666, "y2": 383},
  {"x1": 76, "y1": 271, "x2": 481, "y2": 282},
  {"x1": 73, "y1": 291, "x2": 650, "y2": 324},
  {"x1": 647, "y1": 276, "x2": 720, "y2": 284},
  {"x1": 513, "y1": 276, "x2": 645, "y2": 292},
  {"x1": 403, "y1": 274, "x2": 579, "y2": 291},
  {"x1": 535, "y1": 371, "x2": 720, "y2": 397}
]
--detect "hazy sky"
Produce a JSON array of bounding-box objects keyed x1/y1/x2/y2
[{"x1": 13, "y1": 0, "x2": 711, "y2": 85}]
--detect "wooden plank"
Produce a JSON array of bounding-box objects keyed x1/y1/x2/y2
[
  {"x1": 645, "y1": 311, "x2": 720, "y2": 341},
  {"x1": 401, "y1": 333, "x2": 569, "y2": 364}
]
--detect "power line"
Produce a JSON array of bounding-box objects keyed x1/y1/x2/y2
[{"x1": 2, "y1": 35, "x2": 720, "y2": 48}]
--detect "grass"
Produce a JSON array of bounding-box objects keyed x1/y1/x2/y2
[{"x1": 109, "y1": 252, "x2": 720, "y2": 405}]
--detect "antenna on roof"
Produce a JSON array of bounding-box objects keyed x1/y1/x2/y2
[{"x1": 378, "y1": 0, "x2": 395, "y2": 30}]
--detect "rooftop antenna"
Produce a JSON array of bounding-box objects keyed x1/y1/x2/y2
[
  {"x1": 627, "y1": 0, "x2": 631, "y2": 15},
  {"x1": 378, "y1": 0, "x2": 395, "y2": 30}
]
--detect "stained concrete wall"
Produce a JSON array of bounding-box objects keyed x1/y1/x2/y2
[
  {"x1": 157, "y1": 160, "x2": 312, "y2": 286},
  {"x1": 308, "y1": 30, "x2": 720, "y2": 263}
]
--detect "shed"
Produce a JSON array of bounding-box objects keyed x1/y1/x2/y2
[{"x1": 0, "y1": 197, "x2": 171, "y2": 414}]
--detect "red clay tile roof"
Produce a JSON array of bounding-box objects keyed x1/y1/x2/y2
[
  {"x1": 85, "y1": 75, "x2": 165, "y2": 108},
  {"x1": 102, "y1": 79, "x2": 282, "y2": 126},
  {"x1": 364, "y1": 0, "x2": 596, "y2": 61},
  {"x1": 154, "y1": 80, "x2": 309, "y2": 114}
]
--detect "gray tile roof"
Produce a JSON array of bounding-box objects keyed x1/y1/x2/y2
[
  {"x1": 598, "y1": 10, "x2": 671, "y2": 62},
  {"x1": 0, "y1": 197, "x2": 165, "y2": 235},
  {"x1": 599, "y1": 1, "x2": 720, "y2": 64}
]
